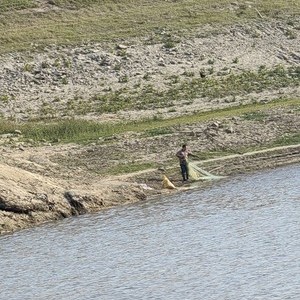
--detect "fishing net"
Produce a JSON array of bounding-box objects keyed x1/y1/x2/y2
[{"x1": 188, "y1": 161, "x2": 225, "y2": 180}]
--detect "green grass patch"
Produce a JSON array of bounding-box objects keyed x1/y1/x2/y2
[
  {"x1": 271, "y1": 133, "x2": 300, "y2": 147},
  {"x1": 1, "y1": 98, "x2": 299, "y2": 144},
  {"x1": 0, "y1": 119, "x2": 19, "y2": 133},
  {"x1": 143, "y1": 127, "x2": 174, "y2": 137},
  {"x1": 0, "y1": 0, "x2": 36, "y2": 13},
  {"x1": 182, "y1": 65, "x2": 300, "y2": 100},
  {"x1": 231, "y1": 132, "x2": 300, "y2": 155},
  {"x1": 241, "y1": 111, "x2": 268, "y2": 121},
  {"x1": 0, "y1": 0, "x2": 299, "y2": 53},
  {"x1": 17, "y1": 119, "x2": 128, "y2": 142}
]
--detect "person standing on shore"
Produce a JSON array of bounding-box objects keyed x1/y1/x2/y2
[{"x1": 176, "y1": 144, "x2": 198, "y2": 182}]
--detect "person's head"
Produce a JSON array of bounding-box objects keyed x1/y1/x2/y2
[{"x1": 182, "y1": 144, "x2": 187, "y2": 150}]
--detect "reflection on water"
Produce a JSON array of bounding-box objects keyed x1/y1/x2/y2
[{"x1": 0, "y1": 165, "x2": 299, "y2": 300}]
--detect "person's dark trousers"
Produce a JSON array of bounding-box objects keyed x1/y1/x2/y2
[{"x1": 180, "y1": 163, "x2": 189, "y2": 181}]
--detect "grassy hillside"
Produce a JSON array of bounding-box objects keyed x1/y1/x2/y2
[
  {"x1": 0, "y1": 0, "x2": 299, "y2": 147},
  {"x1": 1, "y1": 97, "x2": 299, "y2": 144},
  {"x1": 0, "y1": 0, "x2": 299, "y2": 53}
]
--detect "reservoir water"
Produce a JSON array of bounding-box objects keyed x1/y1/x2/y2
[{"x1": 0, "y1": 164, "x2": 299, "y2": 300}]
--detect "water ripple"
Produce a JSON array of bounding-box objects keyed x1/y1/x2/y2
[{"x1": 0, "y1": 164, "x2": 299, "y2": 300}]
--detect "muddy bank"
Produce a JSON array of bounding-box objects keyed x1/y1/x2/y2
[
  {"x1": 0, "y1": 162, "x2": 147, "y2": 235},
  {"x1": 1, "y1": 141, "x2": 299, "y2": 236},
  {"x1": 129, "y1": 144, "x2": 300, "y2": 192}
]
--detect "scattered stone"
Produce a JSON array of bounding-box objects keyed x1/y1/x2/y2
[
  {"x1": 139, "y1": 183, "x2": 153, "y2": 190},
  {"x1": 14, "y1": 130, "x2": 22, "y2": 135},
  {"x1": 117, "y1": 44, "x2": 128, "y2": 50},
  {"x1": 225, "y1": 126, "x2": 234, "y2": 134},
  {"x1": 158, "y1": 167, "x2": 166, "y2": 172}
]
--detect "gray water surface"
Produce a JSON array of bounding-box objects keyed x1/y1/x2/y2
[{"x1": 0, "y1": 165, "x2": 299, "y2": 300}]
